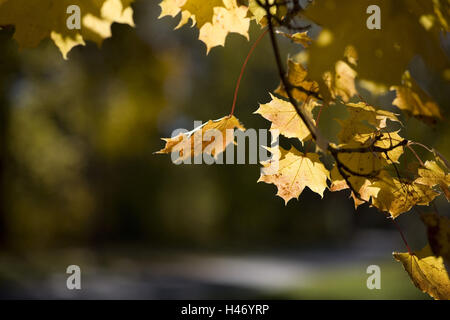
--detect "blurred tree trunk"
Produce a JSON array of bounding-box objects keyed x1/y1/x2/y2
[{"x1": 0, "y1": 27, "x2": 16, "y2": 248}]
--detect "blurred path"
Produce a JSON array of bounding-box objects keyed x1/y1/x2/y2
[{"x1": 0, "y1": 230, "x2": 413, "y2": 299}]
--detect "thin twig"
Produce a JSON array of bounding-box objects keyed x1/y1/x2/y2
[
  {"x1": 408, "y1": 141, "x2": 450, "y2": 170},
  {"x1": 230, "y1": 29, "x2": 269, "y2": 116},
  {"x1": 406, "y1": 144, "x2": 424, "y2": 167}
]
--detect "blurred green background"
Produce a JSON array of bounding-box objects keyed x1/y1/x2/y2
[{"x1": 0, "y1": 1, "x2": 449, "y2": 299}]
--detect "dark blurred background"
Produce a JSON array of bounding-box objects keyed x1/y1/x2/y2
[{"x1": 0, "y1": 1, "x2": 449, "y2": 299}]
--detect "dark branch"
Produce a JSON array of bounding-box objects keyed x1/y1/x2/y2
[{"x1": 263, "y1": 0, "x2": 319, "y2": 142}]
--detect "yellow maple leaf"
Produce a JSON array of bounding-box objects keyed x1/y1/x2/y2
[
  {"x1": 375, "y1": 132, "x2": 405, "y2": 163},
  {"x1": 254, "y1": 93, "x2": 317, "y2": 143},
  {"x1": 258, "y1": 146, "x2": 329, "y2": 204},
  {"x1": 415, "y1": 160, "x2": 450, "y2": 201},
  {"x1": 391, "y1": 71, "x2": 442, "y2": 124},
  {"x1": 333, "y1": 146, "x2": 385, "y2": 177},
  {"x1": 159, "y1": 0, "x2": 250, "y2": 53},
  {"x1": 0, "y1": 0, "x2": 135, "y2": 59},
  {"x1": 354, "y1": 131, "x2": 405, "y2": 164},
  {"x1": 371, "y1": 171, "x2": 439, "y2": 218},
  {"x1": 336, "y1": 119, "x2": 374, "y2": 146},
  {"x1": 155, "y1": 115, "x2": 245, "y2": 163},
  {"x1": 394, "y1": 245, "x2": 450, "y2": 300},
  {"x1": 274, "y1": 59, "x2": 320, "y2": 102},
  {"x1": 337, "y1": 102, "x2": 400, "y2": 144}
]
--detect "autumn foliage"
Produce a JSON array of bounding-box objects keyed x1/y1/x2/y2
[
  {"x1": 1, "y1": 0, "x2": 449, "y2": 299},
  {"x1": 156, "y1": 0, "x2": 450, "y2": 299}
]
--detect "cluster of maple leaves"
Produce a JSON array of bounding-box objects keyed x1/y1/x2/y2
[
  {"x1": 1, "y1": 0, "x2": 449, "y2": 299},
  {"x1": 156, "y1": 0, "x2": 450, "y2": 299}
]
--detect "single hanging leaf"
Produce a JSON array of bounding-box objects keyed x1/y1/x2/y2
[
  {"x1": 415, "y1": 160, "x2": 450, "y2": 201},
  {"x1": 254, "y1": 93, "x2": 317, "y2": 143},
  {"x1": 159, "y1": 0, "x2": 250, "y2": 53},
  {"x1": 155, "y1": 115, "x2": 245, "y2": 163},
  {"x1": 0, "y1": 0, "x2": 135, "y2": 59},
  {"x1": 371, "y1": 171, "x2": 439, "y2": 218},
  {"x1": 421, "y1": 212, "x2": 450, "y2": 265},
  {"x1": 391, "y1": 71, "x2": 442, "y2": 125},
  {"x1": 258, "y1": 146, "x2": 329, "y2": 204},
  {"x1": 394, "y1": 245, "x2": 450, "y2": 300},
  {"x1": 274, "y1": 59, "x2": 320, "y2": 102}
]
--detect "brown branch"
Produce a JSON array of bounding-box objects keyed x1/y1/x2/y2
[
  {"x1": 330, "y1": 139, "x2": 408, "y2": 154},
  {"x1": 264, "y1": 1, "x2": 319, "y2": 143},
  {"x1": 291, "y1": 84, "x2": 321, "y2": 100}
]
